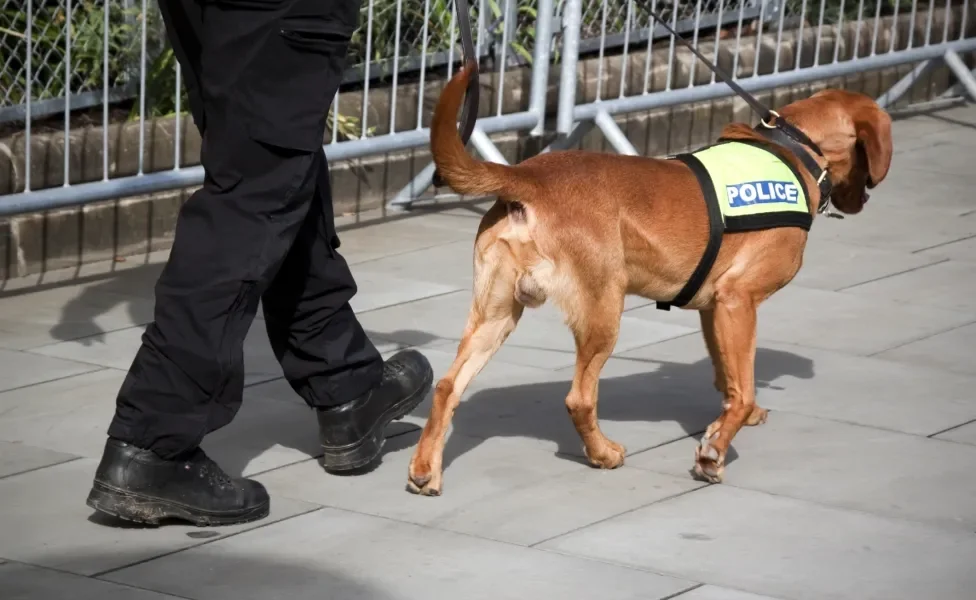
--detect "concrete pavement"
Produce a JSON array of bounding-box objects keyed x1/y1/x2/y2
[{"x1": 1, "y1": 104, "x2": 975, "y2": 600}]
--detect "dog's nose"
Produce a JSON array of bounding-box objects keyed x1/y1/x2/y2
[{"x1": 862, "y1": 192, "x2": 870, "y2": 203}]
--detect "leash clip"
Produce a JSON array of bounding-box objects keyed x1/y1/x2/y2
[{"x1": 759, "y1": 110, "x2": 781, "y2": 129}]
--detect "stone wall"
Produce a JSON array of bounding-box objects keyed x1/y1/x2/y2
[{"x1": 0, "y1": 6, "x2": 974, "y2": 279}]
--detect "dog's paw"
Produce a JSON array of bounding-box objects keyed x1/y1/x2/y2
[
  {"x1": 406, "y1": 476, "x2": 443, "y2": 496},
  {"x1": 585, "y1": 439, "x2": 626, "y2": 469},
  {"x1": 745, "y1": 405, "x2": 769, "y2": 427},
  {"x1": 693, "y1": 435, "x2": 725, "y2": 483},
  {"x1": 407, "y1": 459, "x2": 443, "y2": 497}
]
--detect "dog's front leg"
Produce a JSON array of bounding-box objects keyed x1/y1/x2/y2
[
  {"x1": 699, "y1": 309, "x2": 727, "y2": 394},
  {"x1": 694, "y1": 294, "x2": 766, "y2": 483},
  {"x1": 700, "y1": 309, "x2": 769, "y2": 425}
]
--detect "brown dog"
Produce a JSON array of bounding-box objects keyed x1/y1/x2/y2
[{"x1": 406, "y1": 60, "x2": 892, "y2": 495}]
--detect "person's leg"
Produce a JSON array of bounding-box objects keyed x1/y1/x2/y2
[
  {"x1": 86, "y1": 0, "x2": 374, "y2": 526},
  {"x1": 261, "y1": 151, "x2": 383, "y2": 410},
  {"x1": 261, "y1": 151, "x2": 433, "y2": 472},
  {"x1": 155, "y1": 0, "x2": 205, "y2": 133}
]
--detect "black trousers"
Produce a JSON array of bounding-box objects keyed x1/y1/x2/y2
[{"x1": 108, "y1": 0, "x2": 383, "y2": 460}]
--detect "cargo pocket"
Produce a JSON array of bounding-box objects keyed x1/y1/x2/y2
[{"x1": 243, "y1": 17, "x2": 354, "y2": 153}]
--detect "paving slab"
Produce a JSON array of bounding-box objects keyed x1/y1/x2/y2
[
  {"x1": 0, "y1": 370, "x2": 136, "y2": 458},
  {"x1": 629, "y1": 410, "x2": 976, "y2": 530},
  {"x1": 0, "y1": 368, "x2": 409, "y2": 477},
  {"x1": 788, "y1": 237, "x2": 944, "y2": 291},
  {"x1": 676, "y1": 586, "x2": 785, "y2": 600},
  {"x1": 810, "y1": 206, "x2": 976, "y2": 253},
  {"x1": 68, "y1": 264, "x2": 165, "y2": 301},
  {"x1": 0, "y1": 283, "x2": 155, "y2": 350},
  {"x1": 890, "y1": 135, "x2": 976, "y2": 177},
  {"x1": 616, "y1": 334, "x2": 976, "y2": 436},
  {"x1": 887, "y1": 105, "x2": 974, "y2": 144},
  {"x1": 28, "y1": 325, "x2": 280, "y2": 386},
  {"x1": 839, "y1": 259, "x2": 976, "y2": 313},
  {"x1": 334, "y1": 213, "x2": 476, "y2": 264},
  {"x1": 934, "y1": 421, "x2": 976, "y2": 446},
  {"x1": 0, "y1": 441, "x2": 79, "y2": 479},
  {"x1": 916, "y1": 234, "x2": 976, "y2": 263},
  {"x1": 875, "y1": 321, "x2": 976, "y2": 376},
  {"x1": 345, "y1": 269, "x2": 461, "y2": 313},
  {"x1": 539, "y1": 485, "x2": 976, "y2": 600},
  {"x1": 680, "y1": 284, "x2": 971, "y2": 356},
  {"x1": 625, "y1": 284, "x2": 973, "y2": 357},
  {"x1": 30, "y1": 320, "x2": 408, "y2": 390},
  {"x1": 0, "y1": 560, "x2": 184, "y2": 600},
  {"x1": 0, "y1": 459, "x2": 320, "y2": 576},
  {"x1": 348, "y1": 239, "x2": 476, "y2": 287},
  {"x1": 876, "y1": 161, "x2": 975, "y2": 212},
  {"x1": 260, "y1": 432, "x2": 704, "y2": 546},
  {"x1": 358, "y1": 290, "x2": 697, "y2": 369},
  {"x1": 104, "y1": 507, "x2": 696, "y2": 600},
  {"x1": 0, "y1": 347, "x2": 102, "y2": 393}
]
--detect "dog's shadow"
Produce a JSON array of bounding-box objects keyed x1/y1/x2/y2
[{"x1": 417, "y1": 347, "x2": 816, "y2": 472}]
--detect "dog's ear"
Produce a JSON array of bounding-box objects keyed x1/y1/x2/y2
[{"x1": 853, "y1": 103, "x2": 893, "y2": 188}]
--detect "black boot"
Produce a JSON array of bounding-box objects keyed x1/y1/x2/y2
[
  {"x1": 86, "y1": 438, "x2": 270, "y2": 526},
  {"x1": 318, "y1": 349, "x2": 433, "y2": 472}
]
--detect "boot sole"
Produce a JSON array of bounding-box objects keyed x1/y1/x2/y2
[
  {"x1": 86, "y1": 480, "x2": 270, "y2": 527},
  {"x1": 321, "y1": 363, "x2": 434, "y2": 473}
]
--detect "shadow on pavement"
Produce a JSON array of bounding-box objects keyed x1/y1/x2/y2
[
  {"x1": 1, "y1": 549, "x2": 399, "y2": 600},
  {"x1": 430, "y1": 347, "x2": 816, "y2": 472}
]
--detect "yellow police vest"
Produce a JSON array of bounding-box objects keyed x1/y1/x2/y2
[
  {"x1": 656, "y1": 139, "x2": 814, "y2": 311},
  {"x1": 682, "y1": 139, "x2": 814, "y2": 232}
]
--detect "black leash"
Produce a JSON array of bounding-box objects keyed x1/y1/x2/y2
[{"x1": 431, "y1": 0, "x2": 480, "y2": 188}]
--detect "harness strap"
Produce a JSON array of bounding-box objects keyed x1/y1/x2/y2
[
  {"x1": 656, "y1": 153, "x2": 725, "y2": 311},
  {"x1": 755, "y1": 126, "x2": 833, "y2": 212}
]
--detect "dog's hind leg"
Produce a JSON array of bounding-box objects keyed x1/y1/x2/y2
[
  {"x1": 407, "y1": 247, "x2": 524, "y2": 496},
  {"x1": 694, "y1": 292, "x2": 762, "y2": 483},
  {"x1": 700, "y1": 309, "x2": 767, "y2": 427},
  {"x1": 564, "y1": 287, "x2": 627, "y2": 469}
]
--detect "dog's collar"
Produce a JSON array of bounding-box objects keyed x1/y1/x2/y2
[{"x1": 754, "y1": 113, "x2": 841, "y2": 219}]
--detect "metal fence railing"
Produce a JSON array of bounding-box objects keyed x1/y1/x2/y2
[
  {"x1": 554, "y1": 0, "x2": 976, "y2": 157},
  {"x1": 1, "y1": 0, "x2": 974, "y2": 217}
]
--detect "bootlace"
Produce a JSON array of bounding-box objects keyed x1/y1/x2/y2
[
  {"x1": 183, "y1": 450, "x2": 234, "y2": 487},
  {"x1": 382, "y1": 358, "x2": 408, "y2": 380}
]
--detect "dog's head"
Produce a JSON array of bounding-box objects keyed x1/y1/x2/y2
[{"x1": 782, "y1": 90, "x2": 893, "y2": 215}]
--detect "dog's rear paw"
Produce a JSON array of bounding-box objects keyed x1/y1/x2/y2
[{"x1": 585, "y1": 439, "x2": 626, "y2": 469}]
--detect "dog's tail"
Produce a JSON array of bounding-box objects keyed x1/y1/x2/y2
[{"x1": 430, "y1": 60, "x2": 526, "y2": 199}]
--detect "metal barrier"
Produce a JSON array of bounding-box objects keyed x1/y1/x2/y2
[
  {"x1": 555, "y1": 0, "x2": 976, "y2": 158},
  {"x1": 0, "y1": 0, "x2": 974, "y2": 217}
]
